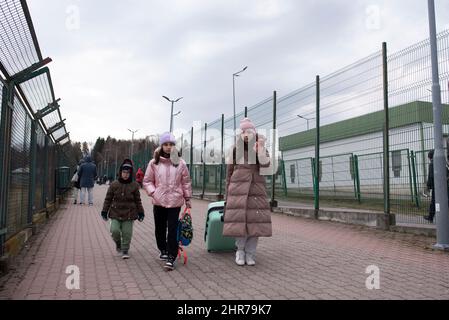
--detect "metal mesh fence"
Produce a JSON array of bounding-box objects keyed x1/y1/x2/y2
[
  {"x1": 0, "y1": 0, "x2": 74, "y2": 254},
  {"x1": 0, "y1": 0, "x2": 41, "y2": 75},
  {"x1": 283, "y1": 157, "x2": 314, "y2": 198},
  {"x1": 34, "y1": 123, "x2": 45, "y2": 211},
  {"x1": 386, "y1": 30, "x2": 449, "y2": 224},
  {"x1": 173, "y1": 29, "x2": 449, "y2": 227},
  {"x1": 46, "y1": 139, "x2": 56, "y2": 202},
  {"x1": 7, "y1": 96, "x2": 32, "y2": 238}
]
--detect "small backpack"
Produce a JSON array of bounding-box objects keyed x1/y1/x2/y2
[
  {"x1": 177, "y1": 208, "x2": 193, "y2": 265},
  {"x1": 177, "y1": 208, "x2": 193, "y2": 246}
]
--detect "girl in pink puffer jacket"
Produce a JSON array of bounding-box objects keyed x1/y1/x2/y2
[{"x1": 143, "y1": 132, "x2": 192, "y2": 271}]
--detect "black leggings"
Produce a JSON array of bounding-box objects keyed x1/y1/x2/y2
[{"x1": 153, "y1": 205, "x2": 181, "y2": 259}]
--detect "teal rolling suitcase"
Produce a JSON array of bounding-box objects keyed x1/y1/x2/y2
[{"x1": 204, "y1": 201, "x2": 236, "y2": 252}]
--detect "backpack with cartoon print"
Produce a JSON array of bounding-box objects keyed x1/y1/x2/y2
[
  {"x1": 177, "y1": 208, "x2": 193, "y2": 264},
  {"x1": 177, "y1": 208, "x2": 193, "y2": 246}
]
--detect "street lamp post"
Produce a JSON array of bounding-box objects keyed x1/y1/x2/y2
[
  {"x1": 233, "y1": 66, "x2": 248, "y2": 142},
  {"x1": 104, "y1": 149, "x2": 109, "y2": 179},
  {"x1": 128, "y1": 129, "x2": 139, "y2": 160},
  {"x1": 172, "y1": 111, "x2": 182, "y2": 132},
  {"x1": 163, "y1": 96, "x2": 183, "y2": 133},
  {"x1": 297, "y1": 115, "x2": 315, "y2": 131},
  {"x1": 428, "y1": 0, "x2": 449, "y2": 250}
]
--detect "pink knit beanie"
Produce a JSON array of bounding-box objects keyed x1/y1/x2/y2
[{"x1": 240, "y1": 118, "x2": 256, "y2": 132}]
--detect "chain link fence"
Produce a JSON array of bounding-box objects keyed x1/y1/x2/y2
[
  {"x1": 174, "y1": 29, "x2": 449, "y2": 227},
  {"x1": 0, "y1": 0, "x2": 76, "y2": 258}
]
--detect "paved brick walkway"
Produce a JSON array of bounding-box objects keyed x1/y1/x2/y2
[{"x1": 0, "y1": 185, "x2": 448, "y2": 300}]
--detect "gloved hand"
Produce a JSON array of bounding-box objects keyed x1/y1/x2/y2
[
  {"x1": 138, "y1": 212, "x2": 145, "y2": 222},
  {"x1": 185, "y1": 199, "x2": 192, "y2": 209},
  {"x1": 101, "y1": 211, "x2": 108, "y2": 221}
]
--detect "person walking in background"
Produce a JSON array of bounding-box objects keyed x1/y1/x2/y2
[
  {"x1": 224, "y1": 118, "x2": 272, "y2": 266},
  {"x1": 78, "y1": 155, "x2": 97, "y2": 206},
  {"x1": 143, "y1": 132, "x2": 192, "y2": 271},
  {"x1": 101, "y1": 159, "x2": 144, "y2": 259},
  {"x1": 136, "y1": 168, "x2": 144, "y2": 188},
  {"x1": 424, "y1": 149, "x2": 449, "y2": 223},
  {"x1": 424, "y1": 150, "x2": 435, "y2": 223},
  {"x1": 71, "y1": 160, "x2": 83, "y2": 204}
]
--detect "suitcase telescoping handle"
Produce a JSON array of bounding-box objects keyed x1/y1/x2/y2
[{"x1": 221, "y1": 201, "x2": 226, "y2": 222}]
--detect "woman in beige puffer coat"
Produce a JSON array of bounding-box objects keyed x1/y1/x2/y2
[{"x1": 223, "y1": 118, "x2": 272, "y2": 266}]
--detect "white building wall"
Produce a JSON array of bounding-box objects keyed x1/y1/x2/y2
[{"x1": 282, "y1": 124, "x2": 428, "y2": 195}]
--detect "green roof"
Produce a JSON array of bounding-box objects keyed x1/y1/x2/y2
[{"x1": 280, "y1": 101, "x2": 449, "y2": 152}]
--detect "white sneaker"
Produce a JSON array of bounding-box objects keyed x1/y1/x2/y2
[
  {"x1": 235, "y1": 250, "x2": 245, "y2": 266},
  {"x1": 245, "y1": 253, "x2": 256, "y2": 266}
]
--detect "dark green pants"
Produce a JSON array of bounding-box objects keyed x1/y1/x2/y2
[{"x1": 110, "y1": 219, "x2": 134, "y2": 251}]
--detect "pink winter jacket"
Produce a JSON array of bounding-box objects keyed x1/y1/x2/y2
[{"x1": 143, "y1": 154, "x2": 192, "y2": 208}]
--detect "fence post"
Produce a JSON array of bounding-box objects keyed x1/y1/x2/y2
[
  {"x1": 218, "y1": 114, "x2": 225, "y2": 200},
  {"x1": 314, "y1": 76, "x2": 320, "y2": 218},
  {"x1": 0, "y1": 82, "x2": 14, "y2": 258},
  {"x1": 410, "y1": 151, "x2": 421, "y2": 208},
  {"x1": 270, "y1": 91, "x2": 278, "y2": 208},
  {"x1": 55, "y1": 146, "x2": 60, "y2": 196},
  {"x1": 201, "y1": 123, "x2": 208, "y2": 199},
  {"x1": 354, "y1": 155, "x2": 361, "y2": 203},
  {"x1": 43, "y1": 136, "x2": 49, "y2": 210},
  {"x1": 244, "y1": 106, "x2": 248, "y2": 118},
  {"x1": 382, "y1": 42, "x2": 392, "y2": 229},
  {"x1": 281, "y1": 153, "x2": 287, "y2": 197},
  {"x1": 407, "y1": 149, "x2": 414, "y2": 204},
  {"x1": 352, "y1": 155, "x2": 357, "y2": 199},
  {"x1": 311, "y1": 158, "x2": 316, "y2": 200},
  {"x1": 28, "y1": 119, "x2": 37, "y2": 225},
  {"x1": 52, "y1": 143, "x2": 57, "y2": 202}
]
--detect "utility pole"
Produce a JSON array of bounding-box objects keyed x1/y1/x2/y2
[
  {"x1": 128, "y1": 129, "x2": 138, "y2": 160},
  {"x1": 163, "y1": 96, "x2": 183, "y2": 133},
  {"x1": 233, "y1": 66, "x2": 248, "y2": 145},
  {"x1": 297, "y1": 115, "x2": 315, "y2": 131},
  {"x1": 428, "y1": 0, "x2": 449, "y2": 250}
]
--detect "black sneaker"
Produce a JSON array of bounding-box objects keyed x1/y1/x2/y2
[
  {"x1": 159, "y1": 251, "x2": 169, "y2": 261},
  {"x1": 164, "y1": 257, "x2": 175, "y2": 271},
  {"x1": 122, "y1": 250, "x2": 130, "y2": 259}
]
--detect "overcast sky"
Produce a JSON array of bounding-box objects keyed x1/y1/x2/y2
[{"x1": 27, "y1": 0, "x2": 449, "y2": 143}]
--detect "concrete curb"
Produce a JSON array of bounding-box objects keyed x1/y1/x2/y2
[{"x1": 192, "y1": 195, "x2": 436, "y2": 238}]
